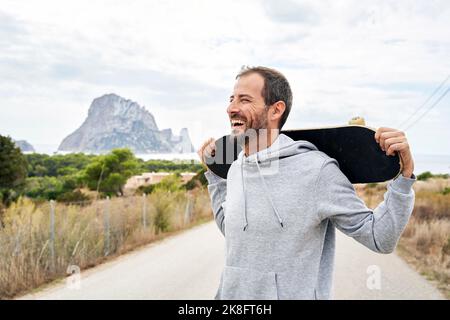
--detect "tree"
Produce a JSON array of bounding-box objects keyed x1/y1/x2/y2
[
  {"x1": 83, "y1": 148, "x2": 139, "y2": 196},
  {"x1": 23, "y1": 176, "x2": 64, "y2": 200},
  {"x1": 0, "y1": 135, "x2": 28, "y2": 189},
  {"x1": 25, "y1": 152, "x2": 95, "y2": 177},
  {"x1": 0, "y1": 135, "x2": 28, "y2": 206}
]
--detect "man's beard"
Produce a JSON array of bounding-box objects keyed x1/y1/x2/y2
[{"x1": 232, "y1": 112, "x2": 268, "y2": 147}]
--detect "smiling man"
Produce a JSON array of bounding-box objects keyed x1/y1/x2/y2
[{"x1": 198, "y1": 66, "x2": 416, "y2": 300}]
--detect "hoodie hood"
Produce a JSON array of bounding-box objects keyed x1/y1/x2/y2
[{"x1": 238, "y1": 133, "x2": 318, "y2": 231}]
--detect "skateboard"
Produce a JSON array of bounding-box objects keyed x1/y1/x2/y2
[{"x1": 205, "y1": 119, "x2": 402, "y2": 184}]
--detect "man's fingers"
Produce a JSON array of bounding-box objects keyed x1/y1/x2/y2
[
  {"x1": 201, "y1": 138, "x2": 214, "y2": 150},
  {"x1": 375, "y1": 128, "x2": 413, "y2": 175},
  {"x1": 204, "y1": 138, "x2": 216, "y2": 156},
  {"x1": 197, "y1": 137, "x2": 216, "y2": 164},
  {"x1": 374, "y1": 127, "x2": 397, "y2": 143},
  {"x1": 379, "y1": 132, "x2": 401, "y2": 151},
  {"x1": 204, "y1": 144, "x2": 215, "y2": 157},
  {"x1": 386, "y1": 141, "x2": 409, "y2": 156},
  {"x1": 375, "y1": 128, "x2": 406, "y2": 151},
  {"x1": 384, "y1": 137, "x2": 405, "y2": 155}
]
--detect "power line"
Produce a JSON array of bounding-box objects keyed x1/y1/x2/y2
[
  {"x1": 398, "y1": 74, "x2": 450, "y2": 129},
  {"x1": 403, "y1": 86, "x2": 450, "y2": 131}
]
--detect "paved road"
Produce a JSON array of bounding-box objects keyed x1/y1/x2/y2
[{"x1": 20, "y1": 221, "x2": 444, "y2": 300}]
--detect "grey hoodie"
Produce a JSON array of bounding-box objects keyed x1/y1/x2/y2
[{"x1": 205, "y1": 133, "x2": 416, "y2": 300}]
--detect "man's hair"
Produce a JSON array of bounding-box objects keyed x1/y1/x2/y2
[{"x1": 236, "y1": 66, "x2": 293, "y2": 129}]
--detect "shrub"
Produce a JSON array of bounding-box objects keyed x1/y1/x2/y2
[
  {"x1": 137, "y1": 174, "x2": 185, "y2": 195},
  {"x1": 23, "y1": 176, "x2": 64, "y2": 200},
  {"x1": 56, "y1": 190, "x2": 91, "y2": 204},
  {"x1": 153, "y1": 197, "x2": 171, "y2": 234},
  {"x1": 417, "y1": 171, "x2": 433, "y2": 181},
  {"x1": 417, "y1": 171, "x2": 449, "y2": 181},
  {"x1": 184, "y1": 168, "x2": 208, "y2": 190}
]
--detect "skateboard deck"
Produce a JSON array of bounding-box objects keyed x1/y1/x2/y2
[{"x1": 205, "y1": 125, "x2": 402, "y2": 184}]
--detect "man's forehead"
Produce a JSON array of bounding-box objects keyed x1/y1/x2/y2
[{"x1": 232, "y1": 73, "x2": 264, "y2": 97}]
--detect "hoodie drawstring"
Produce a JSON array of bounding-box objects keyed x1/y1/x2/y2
[
  {"x1": 255, "y1": 153, "x2": 284, "y2": 229},
  {"x1": 241, "y1": 152, "x2": 285, "y2": 231},
  {"x1": 241, "y1": 155, "x2": 248, "y2": 231}
]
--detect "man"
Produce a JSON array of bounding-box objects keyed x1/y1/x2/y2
[{"x1": 198, "y1": 66, "x2": 416, "y2": 300}]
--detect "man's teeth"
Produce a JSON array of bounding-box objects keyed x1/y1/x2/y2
[{"x1": 231, "y1": 120, "x2": 245, "y2": 126}]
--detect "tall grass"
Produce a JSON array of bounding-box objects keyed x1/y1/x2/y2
[
  {"x1": 356, "y1": 177, "x2": 450, "y2": 298},
  {"x1": 0, "y1": 188, "x2": 212, "y2": 299}
]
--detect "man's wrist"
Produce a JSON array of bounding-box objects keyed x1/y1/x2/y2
[{"x1": 401, "y1": 170, "x2": 414, "y2": 178}]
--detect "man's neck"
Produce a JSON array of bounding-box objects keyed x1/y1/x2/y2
[{"x1": 244, "y1": 129, "x2": 279, "y2": 157}]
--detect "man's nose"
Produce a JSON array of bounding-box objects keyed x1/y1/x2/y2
[{"x1": 227, "y1": 101, "x2": 240, "y2": 117}]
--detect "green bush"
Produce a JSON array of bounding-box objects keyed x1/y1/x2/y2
[
  {"x1": 417, "y1": 171, "x2": 433, "y2": 181},
  {"x1": 138, "y1": 184, "x2": 156, "y2": 194},
  {"x1": 152, "y1": 190, "x2": 173, "y2": 234},
  {"x1": 140, "y1": 159, "x2": 202, "y2": 173},
  {"x1": 0, "y1": 189, "x2": 20, "y2": 208},
  {"x1": 137, "y1": 174, "x2": 185, "y2": 195},
  {"x1": 24, "y1": 176, "x2": 64, "y2": 200},
  {"x1": 154, "y1": 174, "x2": 184, "y2": 192},
  {"x1": 417, "y1": 171, "x2": 449, "y2": 181},
  {"x1": 56, "y1": 190, "x2": 91, "y2": 203},
  {"x1": 184, "y1": 168, "x2": 208, "y2": 190}
]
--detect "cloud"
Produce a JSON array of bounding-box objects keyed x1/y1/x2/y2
[
  {"x1": 47, "y1": 63, "x2": 229, "y2": 107},
  {"x1": 261, "y1": 0, "x2": 320, "y2": 24},
  {"x1": 0, "y1": 11, "x2": 27, "y2": 41}
]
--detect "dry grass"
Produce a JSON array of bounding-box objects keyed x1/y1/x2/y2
[
  {"x1": 356, "y1": 178, "x2": 450, "y2": 299},
  {"x1": 0, "y1": 188, "x2": 212, "y2": 299}
]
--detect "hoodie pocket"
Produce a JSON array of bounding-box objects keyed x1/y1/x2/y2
[{"x1": 220, "y1": 266, "x2": 279, "y2": 300}]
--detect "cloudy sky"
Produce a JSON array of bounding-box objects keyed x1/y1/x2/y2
[{"x1": 1, "y1": 0, "x2": 449, "y2": 156}]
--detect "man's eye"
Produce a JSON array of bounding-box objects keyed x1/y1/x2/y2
[{"x1": 242, "y1": 99, "x2": 250, "y2": 103}]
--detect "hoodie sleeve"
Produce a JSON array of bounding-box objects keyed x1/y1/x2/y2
[
  {"x1": 204, "y1": 170, "x2": 227, "y2": 236},
  {"x1": 315, "y1": 157, "x2": 416, "y2": 254}
]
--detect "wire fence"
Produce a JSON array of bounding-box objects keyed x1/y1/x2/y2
[{"x1": 0, "y1": 188, "x2": 212, "y2": 298}]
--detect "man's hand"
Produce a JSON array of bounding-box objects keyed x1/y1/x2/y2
[
  {"x1": 197, "y1": 137, "x2": 216, "y2": 167},
  {"x1": 374, "y1": 127, "x2": 414, "y2": 178}
]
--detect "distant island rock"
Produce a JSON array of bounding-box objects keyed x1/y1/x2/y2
[
  {"x1": 14, "y1": 139, "x2": 35, "y2": 152},
  {"x1": 58, "y1": 93, "x2": 195, "y2": 154}
]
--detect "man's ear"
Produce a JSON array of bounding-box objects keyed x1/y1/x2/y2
[{"x1": 270, "y1": 101, "x2": 286, "y2": 122}]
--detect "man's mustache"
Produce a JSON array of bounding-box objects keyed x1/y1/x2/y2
[{"x1": 230, "y1": 115, "x2": 247, "y2": 121}]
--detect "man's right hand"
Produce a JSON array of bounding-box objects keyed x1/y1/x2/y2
[{"x1": 197, "y1": 137, "x2": 216, "y2": 167}]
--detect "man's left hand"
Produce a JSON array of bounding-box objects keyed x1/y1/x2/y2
[{"x1": 374, "y1": 127, "x2": 415, "y2": 178}]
